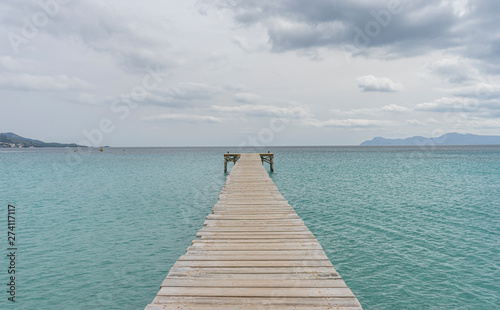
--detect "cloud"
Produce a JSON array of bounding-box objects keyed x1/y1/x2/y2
[
  {"x1": 382, "y1": 104, "x2": 411, "y2": 112},
  {"x1": 142, "y1": 83, "x2": 218, "y2": 107},
  {"x1": 201, "y1": 0, "x2": 500, "y2": 69},
  {"x1": 465, "y1": 118, "x2": 500, "y2": 128},
  {"x1": 414, "y1": 96, "x2": 500, "y2": 118},
  {"x1": 415, "y1": 97, "x2": 479, "y2": 113},
  {"x1": 330, "y1": 105, "x2": 410, "y2": 118},
  {"x1": 427, "y1": 57, "x2": 479, "y2": 83},
  {"x1": 404, "y1": 117, "x2": 439, "y2": 127},
  {"x1": 2, "y1": 1, "x2": 179, "y2": 72},
  {"x1": 0, "y1": 56, "x2": 22, "y2": 71},
  {"x1": 0, "y1": 74, "x2": 91, "y2": 92},
  {"x1": 451, "y1": 83, "x2": 500, "y2": 100},
  {"x1": 161, "y1": 83, "x2": 216, "y2": 101},
  {"x1": 143, "y1": 113, "x2": 221, "y2": 123},
  {"x1": 234, "y1": 92, "x2": 261, "y2": 103},
  {"x1": 406, "y1": 119, "x2": 424, "y2": 126},
  {"x1": 212, "y1": 104, "x2": 310, "y2": 119},
  {"x1": 305, "y1": 118, "x2": 391, "y2": 128},
  {"x1": 202, "y1": 1, "x2": 457, "y2": 54},
  {"x1": 356, "y1": 75, "x2": 402, "y2": 92}
]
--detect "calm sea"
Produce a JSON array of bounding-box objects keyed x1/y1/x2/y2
[{"x1": 0, "y1": 146, "x2": 499, "y2": 310}]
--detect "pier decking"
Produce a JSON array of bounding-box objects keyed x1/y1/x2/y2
[{"x1": 145, "y1": 153, "x2": 363, "y2": 309}]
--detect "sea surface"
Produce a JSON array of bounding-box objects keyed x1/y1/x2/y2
[{"x1": 0, "y1": 146, "x2": 499, "y2": 310}]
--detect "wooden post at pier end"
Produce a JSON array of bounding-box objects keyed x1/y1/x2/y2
[
  {"x1": 225, "y1": 152, "x2": 274, "y2": 173},
  {"x1": 224, "y1": 153, "x2": 240, "y2": 173},
  {"x1": 259, "y1": 152, "x2": 274, "y2": 172}
]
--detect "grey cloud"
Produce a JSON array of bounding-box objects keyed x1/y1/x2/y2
[
  {"x1": 203, "y1": 1, "x2": 455, "y2": 52},
  {"x1": 2, "y1": 0, "x2": 178, "y2": 72},
  {"x1": 427, "y1": 58, "x2": 479, "y2": 84},
  {"x1": 452, "y1": 84, "x2": 500, "y2": 100},
  {"x1": 202, "y1": 0, "x2": 500, "y2": 66}
]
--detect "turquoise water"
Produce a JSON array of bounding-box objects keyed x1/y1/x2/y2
[{"x1": 0, "y1": 146, "x2": 499, "y2": 309}]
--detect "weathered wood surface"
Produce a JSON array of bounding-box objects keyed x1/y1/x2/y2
[{"x1": 145, "y1": 153, "x2": 363, "y2": 310}]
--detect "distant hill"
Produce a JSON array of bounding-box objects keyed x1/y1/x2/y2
[
  {"x1": 0, "y1": 132, "x2": 83, "y2": 148},
  {"x1": 361, "y1": 132, "x2": 500, "y2": 146}
]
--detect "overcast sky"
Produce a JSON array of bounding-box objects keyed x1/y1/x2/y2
[{"x1": 1, "y1": 0, "x2": 499, "y2": 146}]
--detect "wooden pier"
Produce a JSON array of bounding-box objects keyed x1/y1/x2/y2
[{"x1": 145, "y1": 153, "x2": 363, "y2": 309}]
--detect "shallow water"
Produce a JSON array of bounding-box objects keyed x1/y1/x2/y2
[{"x1": 0, "y1": 146, "x2": 499, "y2": 309}]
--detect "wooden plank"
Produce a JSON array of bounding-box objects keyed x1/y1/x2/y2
[
  {"x1": 206, "y1": 214, "x2": 301, "y2": 220},
  {"x1": 178, "y1": 254, "x2": 329, "y2": 261},
  {"x1": 160, "y1": 278, "x2": 347, "y2": 288},
  {"x1": 203, "y1": 220, "x2": 305, "y2": 226},
  {"x1": 184, "y1": 250, "x2": 328, "y2": 256},
  {"x1": 146, "y1": 304, "x2": 362, "y2": 310},
  {"x1": 187, "y1": 243, "x2": 323, "y2": 251},
  {"x1": 173, "y1": 260, "x2": 333, "y2": 267},
  {"x1": 197, "y1": 227, "x2": 311, "y2": 232},
  {"x1": 167, "y1": 266, "x2": 339, "y2": 275},
  {"x1": 199, "y1": 235, "x2": 316, "y2": 240},
  {"x1": 196, "y1": 231, "x2": 314, "y2": 236},
  {"x1": 211, "y1": 209, "x2": 296, "y2": 213},
  {"x1": 212, "y1": 211, "x2": 298, "y2": 215},
  {"x1": 191, "y1": 238, "x2": 319, "y2": 245},
  {"x1": 157, "y1": 287, "x2": 355, "y2": 298},
  {"x1": 164, "y1": 273, "x2": 341, "y2": 279},
  {"x1": 150, "y1": 297, "x2": 361, "y2": 307}
]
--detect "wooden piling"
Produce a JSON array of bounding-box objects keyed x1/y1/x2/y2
[
  {"x1": 259, "y1": 152, "x2": 274, "y2": 172},
  {"x1": 224, "y1": 153, "x2": 240, "y2": 173}
]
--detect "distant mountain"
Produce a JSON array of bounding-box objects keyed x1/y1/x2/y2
[
  {"x1": 0, "y1": 132, "x2": 83, "y2": 148},
  {"x1": 361, "y1": 133, "x2": 500, "y2": 146}
]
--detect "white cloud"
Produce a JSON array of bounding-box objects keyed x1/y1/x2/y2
[
  {"x1": 0, "y1": 56, "x2": 21, "y2": 71},
  {"x1": 305, "y1": 118, "x2": 391, "y2": 128},
  {"x1": 406, "y1": 119, "x2": 424, "y2": 126},
  {"x1": 161, "y1": 83, "x2": 217, "y2": 101},
  {"x1": 414, "y1": 97, "x2": 500, "y2": 118},
  {"x1": 382, "y1": 104, "x2": 411, "y2": 112},
  {"x1": 143, "y1": 83, "x2": 218, "y2": 107},
  {"x1": 212, "y1": 104, "x2": 310, "y2": 119},
  {"x1": 356, "y1": 75, "x2": 402, "y2": 92},
  {"x1": 330, "y1": 105, "x2": 411, "y2": 117},
  {"x1": 465, "y1": 119, "x2": 500, "y2": 128},
  {"x1": 143, "y1": 113, "x2": 221, "y2": 123},
  {"x1": 330, "y1": 108, "x2": 377, "y2": 117},
  {"x1": 415, "y1": 97, "x2": 479, "y2": 112},
  {"x1": 234, "y1": 92, "x2": 261, "y2": 103},
  {"x1": 0, "y1": 74, "x2": 91, "y2": 92}
]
